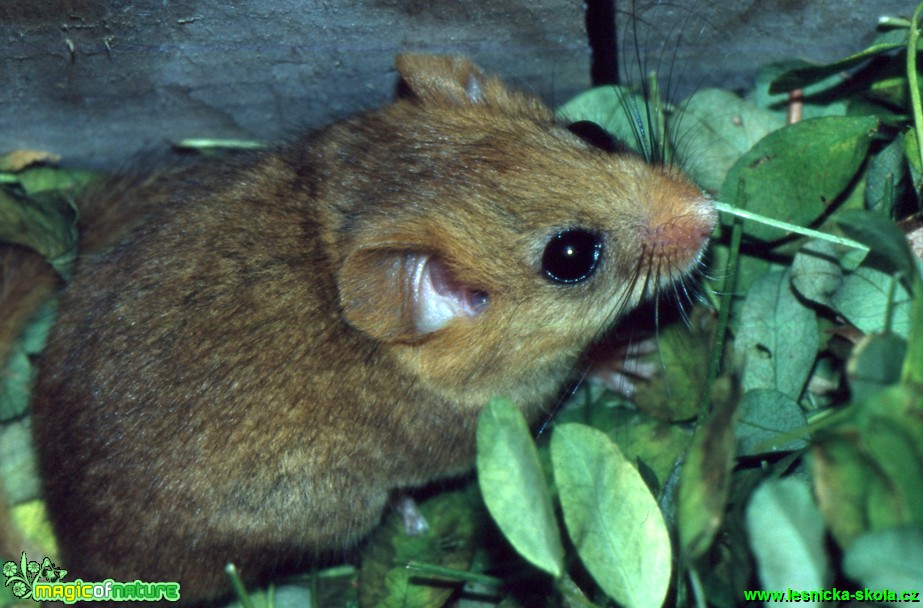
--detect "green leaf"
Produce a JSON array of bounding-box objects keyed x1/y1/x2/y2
[
  {"x1": 812, "y1": 432, "x2": 883, "y2": 547},
  {"x1": 476, "y1": 396, "x2": 563, "y2": 578},
  {"x1": 768, "y1": 30, "x2": 911, "y2": 93},
  {"x1": 790, "y1": 239, "x2": 844, "y2": 310},
  {"x1": 223, "y1": 566, "x2": 357, "y2": 608},
  {"x1": 1, "y1": 348, "x2": 40, "y2": 422},
  {"x1": 847, "y1": 332, "x2": 907, "y2": 402},
  {"x1": 737, "y1": 389, "x2": 808, "y2": 456},
  {"x1": 0, "y1": 150, "x2": 61, "y2": 172},
  {"x1": 755, "y1": 60, "x2": 849, "y2": 118},
  {"x1": 735, "y1": 270, "x2": 819, "y2": 400},
  {"x1": 359, "y1": 487, "x2": 481, "y2": 608},
  {"x1": 837, "y1": 211, "x2": 923, "y2": 385},
  {"x1": 553, "y1": 386, "x2": 693, "y2": 489},
  {"x1": 606, "y1": 408, "x2": 694, "y2": 491},
  {"x1": 671, "y1": 88, "x2": 784, "y2": 193},
  {"x1": 14, "y1": 167, "x2": 98, "y2": 196},
  {"x1": 0, "y1": 418, "x2": 40, "y2": 506},
  {"x1": 9, "y1": 501, "x2": 57, "y2": 559},
  {"x1": 551, "y1": 423, "x2": 670, "y2": 608},
  {"x1": 719, "y1": 115, "x2": 878, "y2": 242},
  {"x1": 866, "y1": 133, "x2": 908, "y2": 215},
  {"x1": 1, "y1": 300, "x2": 57, "y2": 421},
  {"x1": 555, "y1": 86, "x2": 655, "y2": 158},
  {"x1": 905, "y1": 126, "x2": 923, "y2": 183},
  {"x1": 835, "y1": 210, "x2": 919, "y2": 280},
  {"x1": 835, "y1": 210, "x2": 923, "y2": 385},
  {"x1": 865, "y1": 59, "x2": 917, "y2": 111},
  {"x1": 813, "y1": 381, "x2": 923, "y2": 546},
  {"x1": 632, "y1": 307, "x2": 713, "y2": 422},
  {"x1": 863, "y1": 414, "x2": 923, "y2": 524},
  {"x1": 746, "y1": 478, "x2": 829, "y2": 591},
  {"x1": 843, "y1": 525, "x2": 923, "y2": 592},
  {"x1": 678, "y1": 395, "x2": 738, "y2": 559},
  {"x1": 833, "y1": 265, "x2": 914, "y2": 339},
  {"x1": 707, "y1": 241, "x2": 774, "y2": 301},
  {"x1": 0, "y1": 188, "x2": 77, "y2": 275}
]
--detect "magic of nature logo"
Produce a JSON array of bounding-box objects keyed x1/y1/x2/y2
[{"x1": 2, "y1": 552, "x2": 180, "y2": 603}]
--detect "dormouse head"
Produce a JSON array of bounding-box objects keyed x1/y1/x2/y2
[{"x1": 332, "y1": 55, "x2": 715, "y2": 409}]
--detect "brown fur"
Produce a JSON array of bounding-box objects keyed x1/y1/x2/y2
[{"x1": 30, "y1": 55, "x2": 715, "y2": 604}]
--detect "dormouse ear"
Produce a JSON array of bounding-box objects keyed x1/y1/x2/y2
[
  {"x1": 338, "y1": 247, "x2": 489, "y2": 343},
  {"x1": 395, "y1": 54, "x2": 495, "y2": 107}
]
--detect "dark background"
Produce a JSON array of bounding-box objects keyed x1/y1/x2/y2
[{"x1": 0, "y1": 0, "x2": 913, "y2": 168}]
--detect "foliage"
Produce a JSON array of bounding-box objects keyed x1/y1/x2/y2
[{"x1": 3, "y1": 6, "x2": 923, "y2": 608}]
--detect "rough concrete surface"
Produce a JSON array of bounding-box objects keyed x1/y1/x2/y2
[{"x1": 0, "y1": 0, "x2": 915, "y2": 168}]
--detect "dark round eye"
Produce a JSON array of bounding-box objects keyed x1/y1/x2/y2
[
  {"x1": 541, "y1": 229, "x2": 603, "y2": 284},
  {"x1": 566, "y1": 120, "x2": 628, "y2": 154}
]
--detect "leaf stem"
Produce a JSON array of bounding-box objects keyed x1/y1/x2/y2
[
  {"x1": 224, "y1": 563, "x2": 256, "y2": 608},
  {"x1": 174, "y1": 138, "x2": 267, "y2": 150},
  {"x1": 404, "y1": 561, "x2": 503, "y2": 587},
  {"x1": 702, "y1": 199, "x2": 743, "y2": 414},
  {"x1": 556, "y1": 573, "x2": 603, "y2": 608},
  {"x1": 907, "y1": 1, "x2": 923, "y2": 174},
  {"x1": 879, "y1": 16, "x2": 912, "y2": 29},
  {"x1": 688, "y1": 567, "x2": 708, "y2": 608},
  {"x1": 713, "y1": 201, "x2": 869, "y2": 252},
  {"x1": 699, "y1": 176, "x2": 753, "y2": 418}
]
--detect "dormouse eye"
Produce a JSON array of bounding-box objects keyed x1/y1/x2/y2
[
  {"x1": 566, "y1": 120, "x2": 628, "y2": 154},
  {"x1": 541, "y1": 229, "x2": 603, "y2": 284}
]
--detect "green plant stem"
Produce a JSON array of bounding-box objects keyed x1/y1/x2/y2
[
  {"x1": 702, "y1": 212, "x2": 742, "y2": 414},
  {"x1": 908, "y1": 1, "x2": 923, "y2": 174},
  {"x1": 174, "y1": 138, "x2": 267, "y2": 150},
  {"x1": 224, "y1": 563, "x2": 256, "y2": 608},
  {"x1": 713, "y1": 201, "x2": 869, "y2": 251},
  {"x1": 556, "y1": 574, "x2": 602, "y2": 608},
  {"x1": 404, "y1": 561, "x2": 503, "y2": 587},
  {"x1": 688, "y1": 567, "x2": 708, "y2": 608},
  {"x1": 901, "y1": 265, "x2": 923, "y2": 386},
  {"x1": 902, "y1": 3, "x2": 923, "y2": 387},
  {"x1": 310, "y1": 568, "x2": 318, "y2": 608},
  {"x1": 880, "y1": 16, "x2": 913, "y2": 28}
]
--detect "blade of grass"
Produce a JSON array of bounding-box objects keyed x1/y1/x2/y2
[{"x1": 714, "y1": 201, "x2": 869, "y2": 252}]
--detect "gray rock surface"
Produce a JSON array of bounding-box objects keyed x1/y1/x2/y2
[{"x1": 0, "y1": 0, "x2": 913, "y2": 168}]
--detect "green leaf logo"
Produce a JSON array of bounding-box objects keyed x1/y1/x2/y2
[{"x1": 2, "y1": 552, "x2": 67, "y2": 599}]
